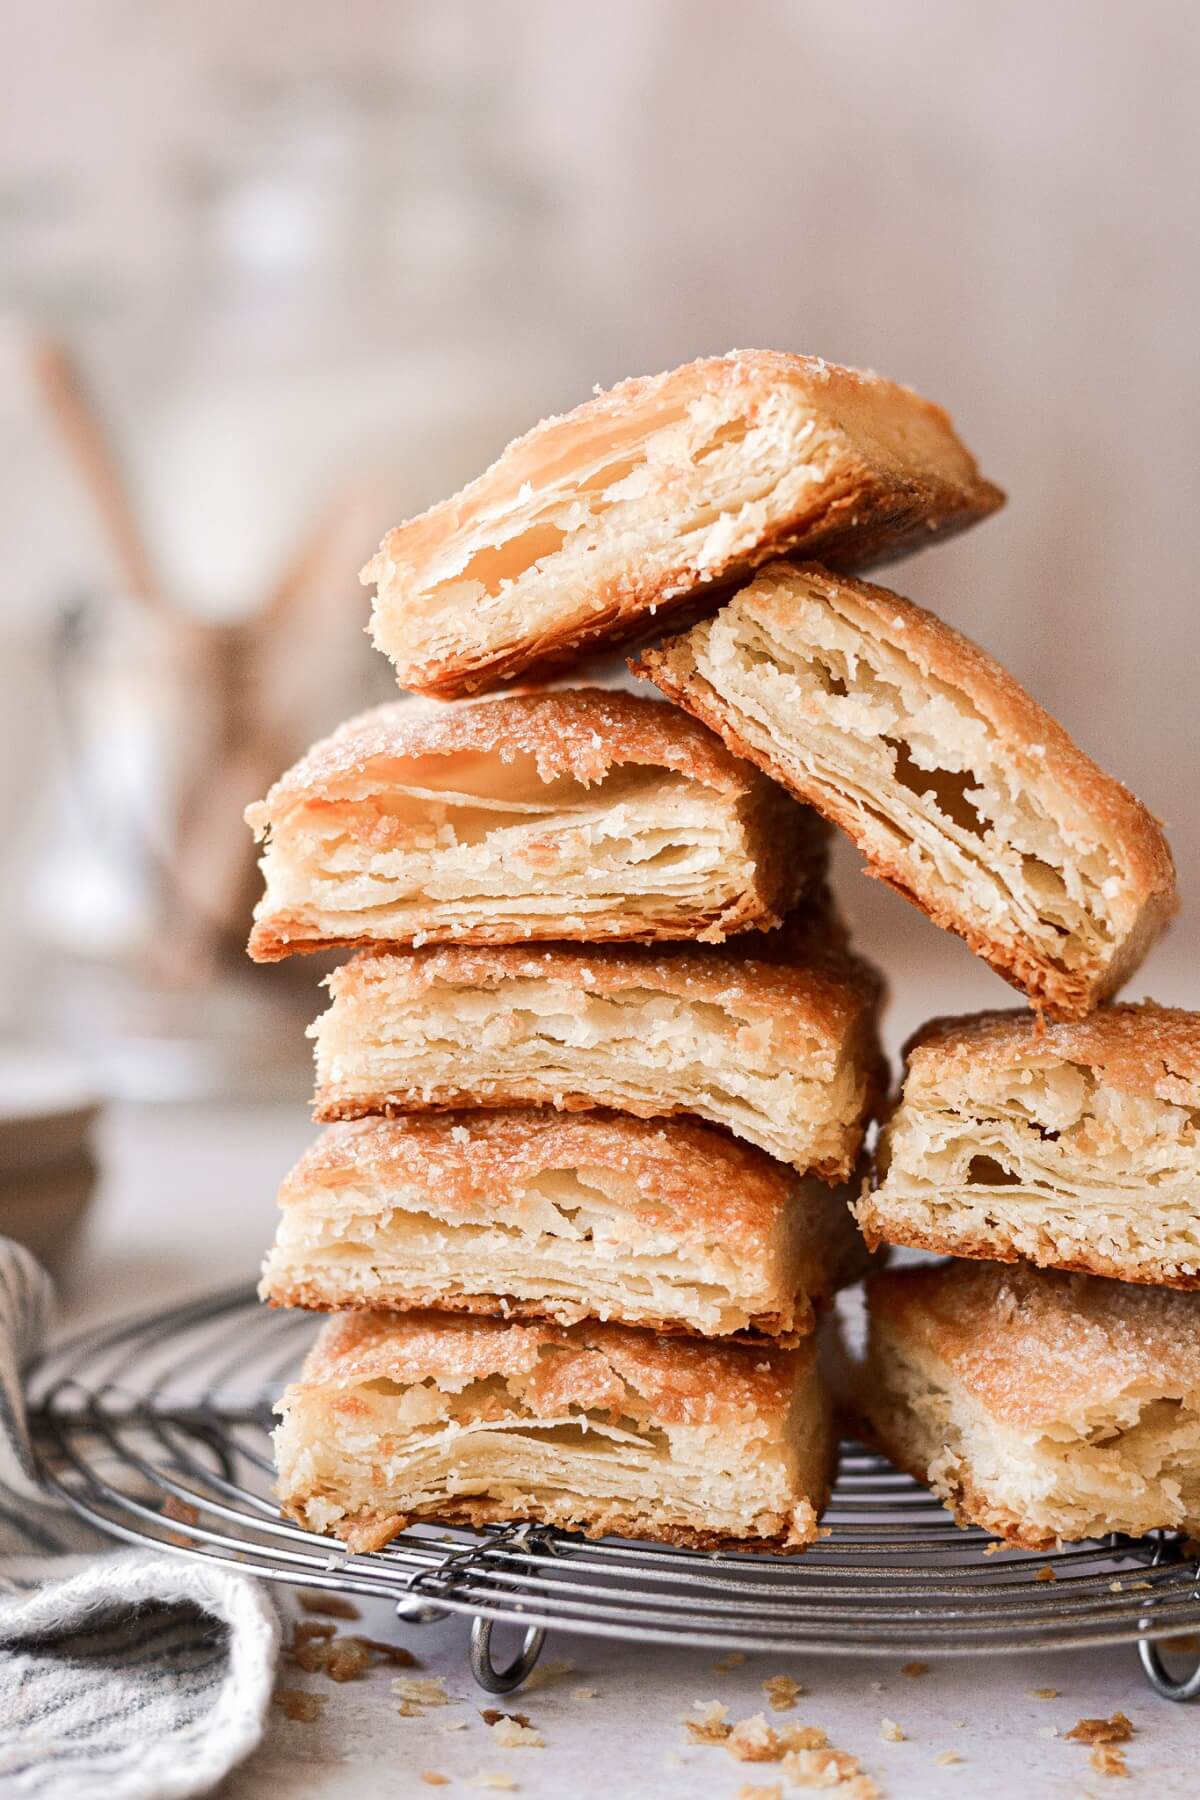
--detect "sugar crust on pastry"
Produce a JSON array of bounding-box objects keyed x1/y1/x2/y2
[
  {"x1": 859, "y1": 1260, "x2": 1200, "y2": 1548},
  {"x1": 261, "y1": 1110, "x2": 871, "y2": 1342},
  {"x1": 245, "y1": 687, "x2": 826, "y2": 959},
  {"x1": 858, "y1": 1003, "x2": 1200, "y2": 1289},
  {"x1": 362, "y1": 350, "x2": 1004, "y2": 698},
  {"x1": 307, "y1": 925, "x2": 887, "y2": 1178},
  {"x1": 275, "y1": 1309, "x2": 835, "y2": 1553},
  {"x1": 635, "y1": 561, "x2": 1177, "y2": 1018}
]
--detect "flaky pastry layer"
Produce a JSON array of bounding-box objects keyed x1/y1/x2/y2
[
  {"x1": 362, "y1": 350, "x2": 1002, "y2": 697},
  {"x1": 275, "y1": 1310, "x2": 834, "y2": 1553},
  {"x1": 245, "y1": 687, "x2": 824, "y2": 958},
  {"x1": 261, "y1": 1110, "x2": 870, "y2": 1341},
  {"x1": 860, "y1": 1261, "x2": 1200, "y2": 1547},
  {"x1": 636, "y1": 561, "x2": 1176, "y2": 1018},
  {"x1": 859, "y1": 1003, "x2": 1200, "y2": 1287},
  {"x1": 307, "y1": 927, "x2": 886, "y2": 1178}
]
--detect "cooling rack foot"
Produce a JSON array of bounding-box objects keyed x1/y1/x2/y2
[
  {"x1": 1137, "y1": 1638, "x2": 1200, "y2": 1701},
  {"x1": 470, "y1": 1618, "x2": 546, "y2": 1693}
]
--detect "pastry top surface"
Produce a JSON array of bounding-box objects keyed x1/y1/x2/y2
[
  {"x1": 365, "y1": 351, "x2": 1001, "y2": 558},
  {"x1": 652, "y1": 559, "x2": 1176, "y2": 913},
  {"x1": 281, "y1": 1109, "x2": 802, "y2": 1241},
  {"x1": 867, "y1": 1260, "x2": 1200, "y2": 1428},
  {"x1": 247, "y1": 686, "x2": 763, "y2": 829},
  {"x1": 362, "y1": 350, "x2": 1003, "y2": 696},
  {"x1": 294, "y1": 1307, "x2": 811, "y2": 1427},
  {"x1": 323, "y1": 917, "x2": 885, "y2": 1055},
  {"x1": 902, "y1": 1002, "x2": 1200, "y2": 1105}
]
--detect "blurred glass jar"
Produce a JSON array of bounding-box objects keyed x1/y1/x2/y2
[
  {"x1": 21, "y1": 68, "x2": 578, "y2": 1096},
  {"x1": 123, "y1": 69, "x2": 577, "y2": 619}
]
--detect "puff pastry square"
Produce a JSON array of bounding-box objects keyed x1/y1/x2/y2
[
  {"x1": 858, "y1": 1003, "x2": 1200, "y2": 1289},
  {"x1": 275, "y1": 1310, "x2": 835, "y2": 1552},
  {"x1": 245, "y1": 686, "x2": 825, "y2": 959},
  {"x1": 636, "y1": 561, "x2": 1177, "y2": 1018},
  {"x1": 362, "y1": 350, "x2": 1003, "y2": 698},
  {"x1": 261, "y1": 1109, "x2": 871, "y2": 1342},
  {"x1": 859, "y1": 1260, "x2": 1200, "y2": 1548},
  {"x1": 307, "y1": 926, "x2": 886, "y2": 1177}
]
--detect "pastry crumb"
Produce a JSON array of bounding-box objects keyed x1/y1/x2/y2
[
  {"x1": 324, "y1": 1637, "x2": 371, "y2": 1683},
  {"x1": 880, "y1": 1717, "x2": 905, "y2": 1742},
  {"x1": 780, "y1": 1745, "x2": 880, "y2": 1795},
  {"x1": 935, "y1": 1750, "x2": 962, "y2": 1765},
  {"x1": 727, "y1": 1713, "x2": 781, "y2": 1762},
  {"x1": 299, "y1": 1591, "x2": 360, "y2": 1619},
  {"x1": 351, "y1": 1635, "x2": 418, "y2": 1667},
  {"x1": 571, "y1": 1686, "x2": 597, "y2": 1700},
  {"x1": 1027, "y1": 1687, "x2": 1058, "y2": 1700},
  {"x1": 275, "y1": 1687, "x2": 321, "y2": 1723},
  {"x1": 1035, "y1": 1565, "x2": 1057, "y2": 1582},
  {"x1": 420, "y1": 1777, "x2": 449, "y2": 1789},
  {"x1": 763, "y1": 1674, "x2": 805, "y2": 1711},
  {"x1": 1090, "y1": 1743, "x2": 1129, "y2": 1778},
  {"x1": 1067, "y1": 1712, "x2": 1133, "y2": 1744},
  {"x1": 394, "y1": 1676, "x2": 454, "y2": 1707},
  {"x1": 715, "y1": 1650, "x2": 748, "y2": 1672},
  {"x1": 489, "y1": 1717, "x2": 545, "y2": 1749},
  {"x1": 161, "y1": 1495, "x2": 200, "y2": 1528},
  {"x1": 684, "y1": 1700, "x2": 731, "y2": 1744},
  {"x1": 901, "y1": 1661, "x2": 929, "y2": 1678},
  {"x1": 440, "y1": 1720, "x2": 468, "y2": 1733},
  {"x1": 735, "y1": 1785, "x2": 783, "y2": 1800},
  {"x1": 465, "y1": 1774, "x2": 517, "y2": 1792}
]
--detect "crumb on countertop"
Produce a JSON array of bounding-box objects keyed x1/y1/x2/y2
[
  {"x1": 274, "y1": 1688, "x2": 321, "y2": 1723},
  {"x1": 763, "y1": 1674, "x2": 805, "y2": 1711},
  {"x1": 1067, "y1": 1712, "x2": 1133, "y2": 1745}
]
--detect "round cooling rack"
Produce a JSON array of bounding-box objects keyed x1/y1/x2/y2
[{"x1": 25, "y1": 1284, "x2": 1200, "y2": 1699}]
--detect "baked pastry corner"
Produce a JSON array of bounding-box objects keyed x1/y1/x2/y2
[
  {"x1": 275, "y1": 1310, "x2": 835, "y2": 1553},
  {"x1": 859, "y1": 1260, "x2": 1200, "y2": 1547},
  {"x1": 858, "y1": 1002, "x2": 1200, "y2": 1287},
  {"x1": 363, "y1": 350, "x2": 1003, "y2": 697},
  {"x1": 636, "y1": 560, "x2": 1176, "y2": 1017}
]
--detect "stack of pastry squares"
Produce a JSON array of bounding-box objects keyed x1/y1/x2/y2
[{"x1": 248, "y1": 345, "x2": 1188, "y2": 1565}]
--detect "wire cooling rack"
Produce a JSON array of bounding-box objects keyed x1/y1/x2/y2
[{"x1": 25, "y1": 1283, "x2": 1200, "y2": 1699}]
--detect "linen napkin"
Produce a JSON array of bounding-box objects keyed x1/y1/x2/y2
[{"x1": 0, "y1": 1241, "x2": 280, "y2": 1799}]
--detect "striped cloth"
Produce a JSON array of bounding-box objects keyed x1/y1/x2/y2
[{"x1": 0, "y1": 1242, "x2": 279, "y2": 1798}]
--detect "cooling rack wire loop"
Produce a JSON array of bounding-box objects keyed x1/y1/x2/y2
[{"x1": 24, "y1": 1283, "x2": 1200, "y2": 1698}]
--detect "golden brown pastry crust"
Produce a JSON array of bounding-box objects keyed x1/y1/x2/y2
[
  {"x1": 866, "y1": 1260, "x2": 1200, "y2": 1434},
  {"x1": 279, "y1": 1309, "x2": 833, "y2": 1553},
  {"x1": 851, "y1": 1217, "x2": 1200, "y2": 1294},
  {"x1": 263, "y1": 1110, "x2": 871, "y2": 1341},
  {"x1": 636, "y1": 562, "x2": 1177, "y2": 1018},
  {"x1": 297, "y1": 1307, "x2": 810, "y2": 1427},
  {"x1": 308, "y1": 922, "x2": 887, "y2": 1179},
  {"x1": 244, "y1": 687, "x2": 827, "y2": 959},
  {"x1": 363, "y1": 350, "x2": 1003, "y2": 698},
  {"x1": 902, "y1": 1002, "x2": 1200, "y2": 1103},
  {"x1": 319, "y1": 922, "x2": 884, "y2": 1066},
  {"x1": 307, "y1": 1499, "x2": 819, "y2": 1558},
  {"x1": 859, "y1": 1261, "x2": 1200, "y2": 1548},
  {"x1": 858, "y1": 1002, "x2": 1200, "y2": 1287},
  {"x1": 251, "y1": 686, "x2": 761, "y2": 812}
]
